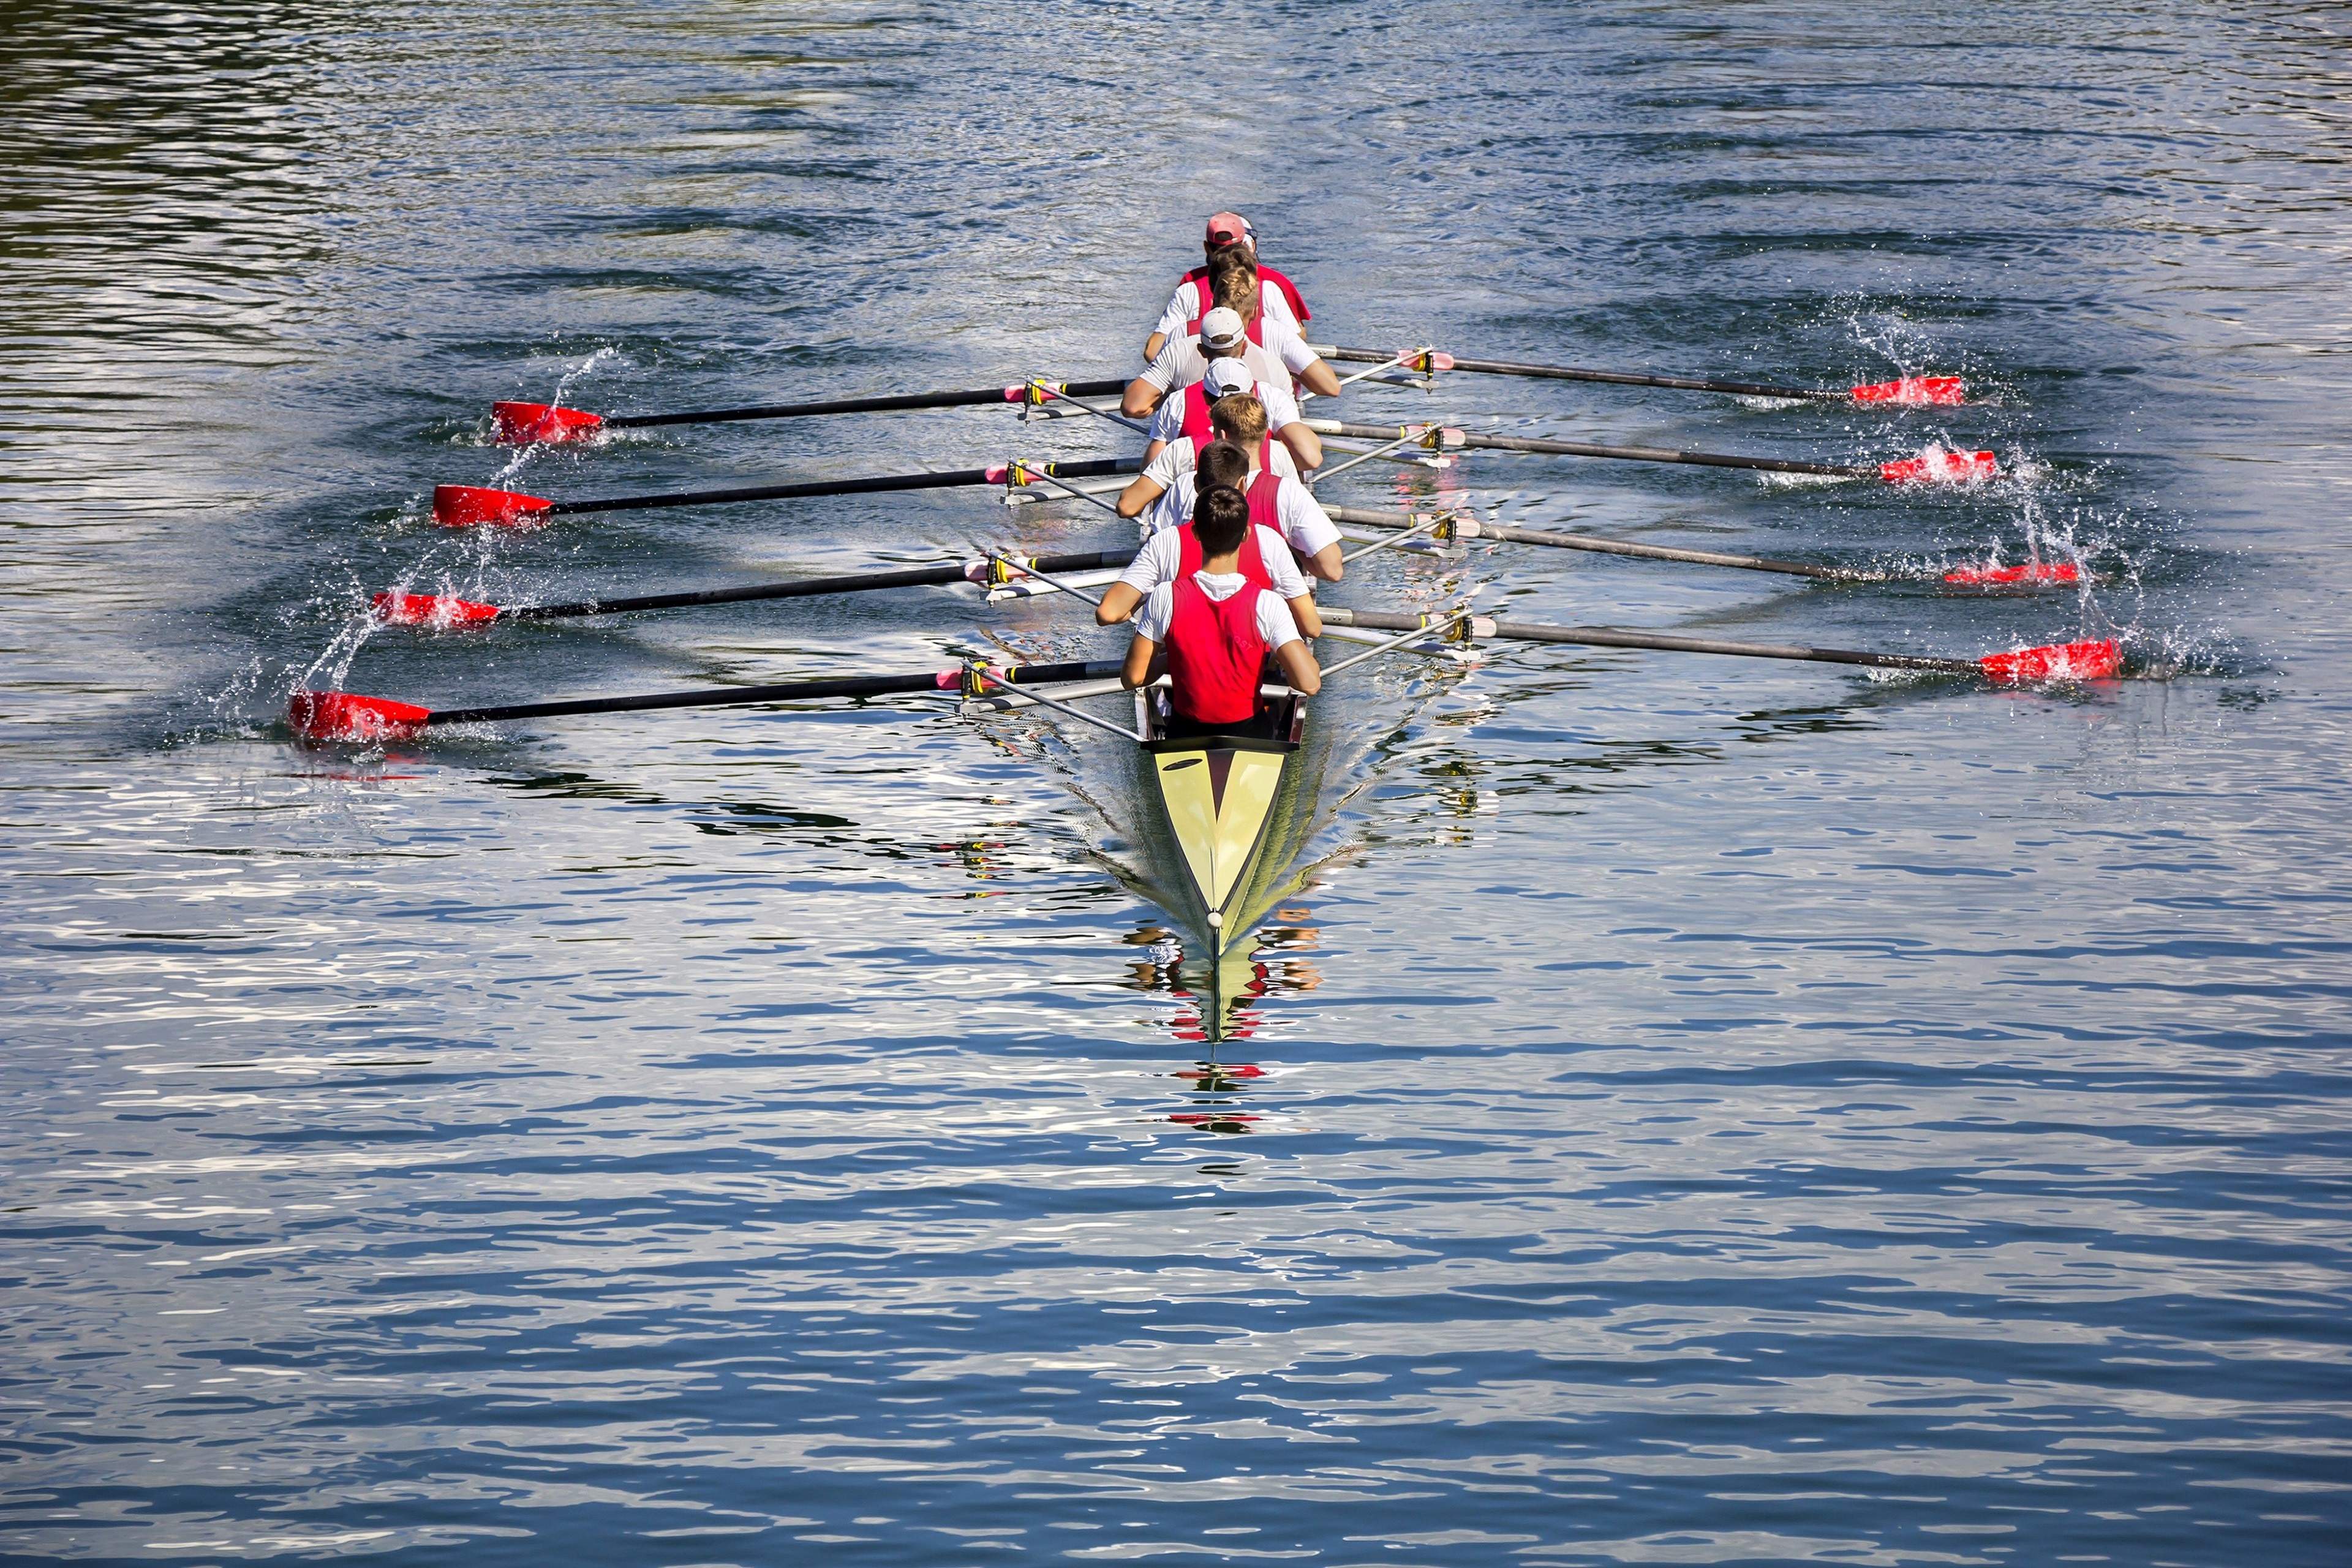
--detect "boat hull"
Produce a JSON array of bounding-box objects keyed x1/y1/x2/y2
[{"x1": 1137, "y1": 692, "x2": 1308, "y2": 954}]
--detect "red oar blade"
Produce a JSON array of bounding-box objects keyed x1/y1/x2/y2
[
  {"x1": 491, "y1": 402, "x2": 604, "y2": 445},
  {"x1": 1852, "y1": 375, "x2": 1966, "y2": 406},
  {"x1": 1943, "y1": 562, "x2": 2081, "y2": 587},
  {"x1": 434, "y1": 484, "x2": 554, "y2": 528},
  {"x1": 1978, "y1": 638, "x2": 2121, "y2": 685},
  {"x1": 1881, "y1": 448, "x2": 1999, "y2": 485},
  {"x1": 290, "y1": 690, "x2": 433, "y2": 742},
  {"x1": 372, "y1": 592, "x2": 501, "y2": 627}
]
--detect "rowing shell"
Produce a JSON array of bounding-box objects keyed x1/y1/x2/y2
[{"x1": 1136, "y1": 687, "x2": 1309, "y2": 954}]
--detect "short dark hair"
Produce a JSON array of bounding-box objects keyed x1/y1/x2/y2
[
  {"x1": 1194, "y1": 438, "x2": 1251, "y2": 492},
  {"x1": 1192, "y1": 484, "x2": 1250, "y2": 556}
]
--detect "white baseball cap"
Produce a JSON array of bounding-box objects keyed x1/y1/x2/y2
[
  {"x1": 1203, "y1": 358, "x2": 1256, "y2": 398},
  {"x1": 1197, "y1": 306, "x2": 1248, "y2": 352}
]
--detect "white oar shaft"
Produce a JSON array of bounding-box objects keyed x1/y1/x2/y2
[
  {"x1": 1319, "y1": 611, "x2": 1474, "y2": 679},
  {"x1": 969, "y1": 669, "x2": 1142, "y2": 741},
  {"x1": 1009, "y1": 463, "x2": 1128, "y2": 517}
]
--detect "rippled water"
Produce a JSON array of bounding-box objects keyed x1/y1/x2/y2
[{"x1": 5, "y1": 3, "x2": 2351, "y2": 1562}]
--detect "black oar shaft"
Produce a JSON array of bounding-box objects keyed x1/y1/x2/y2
[
  {"x1": 545, "y1": 457, "x2": 1139, "y2": 518},
  {"x1": 1465, "y1": 429, "x2": 1867, "y2": 478},
  {"x1": 1323, "y1": 505, "x2": 1877, "y2": 583},
  {"x1": 1320, "y1": 345, "x2": 1840, "y2": 402},
  {"x1": 427, "y1": 659, "x2": 1123, "y2": 727},
  {"x1": 1323, "y1": 608, "x2": 1978, "y2": 676},
  {"x1": 1314, "y1": 420, "x2": 1866, "y2": 479},
  {"x1": 605, "y1": 379, "x2": 1131, "y2": 431},
  {"x1": 505, "y1": 549, "x2": 1139, "y2": 622}
]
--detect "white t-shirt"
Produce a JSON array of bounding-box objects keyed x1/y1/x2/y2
[
  {"x1": 1139, "y1": 322, "x2": 1318, "y2": 398},
  {"x1": 1152, "y1": 277, "x2": 1302, "y2": 344},
  {"x1": 1144, "y1": 435, "x2": 1298, "y2": 492},
  {"x1": 1145, "y1": 380, "x2": 1302, "y2": 448},
  {"x1": 1137, "y1": 465, "x2": 1341, "y2": 560},
  {"x1": 1135, "y1": 572, "x2": 1302, "y2": 652},
  {"x1": 1117, "y1": 522, "x2": 1313, "y2": 601}
]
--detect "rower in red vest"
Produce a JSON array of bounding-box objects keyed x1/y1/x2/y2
[
  {"x1": 1120, "y1": 483, "x2": 1322, "y2": 740},
  {"x1": 1101, "y1": 438, "x2": 1325, "y2": 635},
  {"x1": 1117, "y1": 396, "x2": 1345, "y2": 583},
  {"x1": 1142, "y1": 211, "x2": 1313, "y2": 365},
  {"x1": 1140, "y1": 341, "x2": 1322, "y2": 475},
  {"x1": 1123, "y1": 244, "x2": 1340, "y2": 406}
]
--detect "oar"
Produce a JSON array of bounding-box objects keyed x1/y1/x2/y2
[
  {"x1": 1321, "y1": 606, "x2": 2120, "y2": 685},
  {"x1": 290, "y1": 658, "x2": 1124, "y2": 744},
  {"x1": 1302, "y1": 419, "x2": 1997, "y2": 486},
  {"x1": 490, "y1": 379, "x2": 1132, "y2": 445},
  {"x1": 371, "y1": 549, "x2": 1142, "y2": 628},
  {"x1": 1322, "y1": 505, "x2": 2079, "y2": 587},
  {"x1": 431, "y1": 456, "x2": 1140, "y2": 528},
  {"x1": 1309, "y1": 345, "x2": 1967, "y2": 407}
]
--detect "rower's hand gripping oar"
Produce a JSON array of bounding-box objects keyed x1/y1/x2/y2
[
  {"x1": 489, "y1": 377, "x2": 1133, "y2": 445},
  {"x1": 1319, "y1": 605, "x2": 2121, "y2": 685},
  {"x1": 1310, "y1": 345, "x2": 1969, "y2": 408},
  {"x1": 430, "y1": 456, "x2": 1140, "y2": 529},
  {"x1": 288, "y1": 658, "x2": 1125, "y2": 744},
  {"x1": 1300, "y1": 419, "x2": 1999, "y2": 486}
]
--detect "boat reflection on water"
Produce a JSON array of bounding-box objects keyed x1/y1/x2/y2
[{"x1": 1115, "y1": 911, "x2": 1323, "y2": 1136}]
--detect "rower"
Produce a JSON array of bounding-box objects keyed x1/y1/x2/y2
[
  {"x1": 1122, "y1": 246, "x2": 1341, "y2": 408},
  {"x1": 1099, "y1": 439, "x2": 1324, "y2": 636},
  {"x1": 1142, "y1": 211, "x2": 1312, "y2": 364},
  {"x1": 1116, "y1": 394, "x2": 1345, "y2": 582},
  {"x1": 1119, "y1": 483, "x2": 1322, "y2": 741},
  {"x1": 1139, "y1": 342, "x2": 1324, "y2": 474}
]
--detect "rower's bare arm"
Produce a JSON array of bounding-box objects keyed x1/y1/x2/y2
[
  {"x1": 1305, "y1": 542, "x2": 1344, "y2": 582},
  {"x1": 1279, "y1": 424, "x2": 1324, "y2": 470},
  {"x1": 1140, "y1": 437, "x2": 1169, "y2": 468},
  {"x1": 1115, "y1": 475, "x2": 1163, "y2": 519},
  {"x1": 1121, "y1": 633, "x2": 1162, "y2": 689},
  {"x1": 1276, "y1": 640, "x2": 1321, "y2": 697},
  {"x1": 1142, "y1": 330, "x2": 1167, "y2": 364},
  {"x1": 1299, "y1": 358, "x2": 1343, "y2": 399},
  {"x1": 1097, "y1": 582, "x2": 1144, "y2": 627},
  {"x1": 1286, "y1": 593, "x2": 1324, "y2": 640},
  {"x1": 1121, "y1": 375, "x2": 1163, "y2": 420}
]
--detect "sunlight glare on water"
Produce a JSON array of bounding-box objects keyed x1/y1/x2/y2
[{"x1": 2, "y1": 2, "x2": 2350, "y2": 1564}]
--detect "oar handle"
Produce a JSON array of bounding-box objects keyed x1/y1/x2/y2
[
  {"x1": 603, "y1": 378, "x2": 1132, "y2": 430},
  {"x1": 427, "y1": 659, "x2": 1123, "y2": 727},
  {"x1": 548, "y1": 457, "x2": 1139, "y2": 517}
]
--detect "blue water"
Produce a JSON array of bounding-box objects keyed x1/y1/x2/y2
[{"x1": 4, "y1": 3, "x2": 2350, "y2": 1562}]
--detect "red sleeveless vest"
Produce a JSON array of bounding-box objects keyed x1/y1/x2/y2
[
  {"x1": 1175, "y1": 521, "x2": 1270, "y2": 590},
  {"x1": 1183, "y1": 262, "x2": 1309, "y2": 324},
  {"x1": 1178, "y1": 385, "x2": 1272, "y2": 461},
  {"x1": 1243, "y1": 469, "x2": 1283, "y2": 533},
  {"x1": 1165, "y1": 578, "x2": 1268, "y2": 726}
]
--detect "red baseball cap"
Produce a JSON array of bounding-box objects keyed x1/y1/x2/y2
[{"x1": 1205, "y1": 211, "x2": 1255, "y2": 247}]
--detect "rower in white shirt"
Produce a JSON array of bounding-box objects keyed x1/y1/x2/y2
[
  {"x1": 1123, "y1": 245, "x2": 1341, "y2": 404},
  {"x1": 1097, "y1": 439, "x2": 1324, "y2": 637},
  {"x1": 1142, "y1": 211, "x2": 1314, "y2": 365},
  {"x1": 1119, "y1": 482, "x2": 1322, "y2": 742},
  {"x1": 1116, "y1": 393, "x2": 1345, "y2": 582},
  {"x1": 1139, "y1": 336, "x2": 1323, "y2": 474}
]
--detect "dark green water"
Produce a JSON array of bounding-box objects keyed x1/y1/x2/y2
[{"x1": 4, "y1": 4, "x2": 2350, "y2": 1562}]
